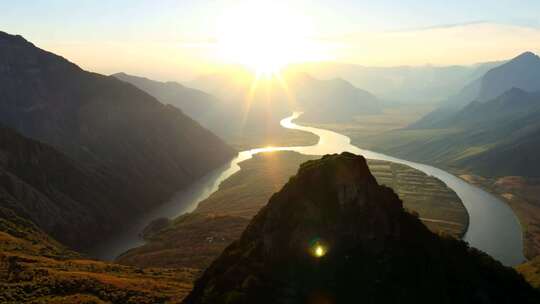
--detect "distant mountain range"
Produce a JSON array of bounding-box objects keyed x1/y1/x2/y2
[
  {"x1": 379, "y1": 52, "x2": 540, "y2": 177},
  {"x1": 115, "y1": 70, "x2": 381, "y2": 146},
  {"x1": 188, "y1": 69, "x2": 381, "y2": 121},
  {"x1": 284, "y1": 73, "x2": 381, "y2": 123},
  {"x1": 0, "y1": 31, "x2": 235, "y2": 251},
  {"x1": 412, "y1": 52, "x2": 540, "y2": 128},
  {"x1": 289, "y1": 61, "x2": 502, "y2": 103}
]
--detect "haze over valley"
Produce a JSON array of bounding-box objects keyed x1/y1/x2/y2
[{"x1": 2, "y1": 1, "x2": 540, "y2": 303}]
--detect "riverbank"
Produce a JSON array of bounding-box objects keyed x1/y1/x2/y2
[{"x1": 456, "y1": 173, "x2": 540, "y2": 260}]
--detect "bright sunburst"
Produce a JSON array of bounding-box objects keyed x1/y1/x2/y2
[{"x1": 216, "y1": 2, "x2": 315, "y2": 76}]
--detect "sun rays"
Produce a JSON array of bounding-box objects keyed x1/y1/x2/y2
[
  {"x1": 212, "y1": 1, "x2": 333, "y2": 131},
  {"x1": 215, "y1": 1, "x2": 315, "y2": 76},
  {"x1": 238, "y1": 69, "x2": 300, "y2": 134}
]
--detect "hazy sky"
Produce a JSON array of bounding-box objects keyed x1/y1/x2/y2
[{"x1": 2, "y1": 0, "x2": 540, "y2": 80}]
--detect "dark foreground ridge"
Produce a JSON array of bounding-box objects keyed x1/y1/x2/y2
[{"x1": 184, "y1": 152, "x2": 538, "y2": 304}]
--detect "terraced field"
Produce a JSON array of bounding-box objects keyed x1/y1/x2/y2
[{"x1": 368, "y1": 160, "x2": 468, "y2": 237}]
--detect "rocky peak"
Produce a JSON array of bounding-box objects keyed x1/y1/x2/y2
[
  {"x1": 0, "y1": 31, "x2": 30, "y2": 46},
  {"x1": 183, "y1": 153, "x2": 538, "y2": 304},
  {"x1": 245, "y1": 153, "x2": 403, "y2": 262},
  {"x1": 511, "y1": 51, "x2": 540, "y2": 64}
]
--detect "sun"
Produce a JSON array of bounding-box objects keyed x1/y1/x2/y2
[{"x1": 215, "y1": 2, "x2": 314, "y2": 76}]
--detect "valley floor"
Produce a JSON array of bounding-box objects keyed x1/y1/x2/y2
[
  {"x1": 297, "y1": 103, "x2": 437, "y2": 150},
  {"x1": 209, "y1": 112, "x2": 319, "y2": 151},
  {"x1": 3, "y1": 150, "x2": 538, "y2": 302},
  {"x1": 117, "y1": 151, "x2": 468, "y2": 271},
  {"x1": 226, "y1": 126, "x2": 318, "y2": 151}
]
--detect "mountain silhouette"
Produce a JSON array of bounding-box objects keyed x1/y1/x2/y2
[
  {"x1": 0, "y1": 31, "x2": 235, "y2": 251},
  {"x1": 183, "y1": 153, "x2": 538, "y2": 304}
]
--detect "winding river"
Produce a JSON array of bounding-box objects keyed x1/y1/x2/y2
[{"x1": 91, "y1": 113, "x2": 525, "y2": 266}]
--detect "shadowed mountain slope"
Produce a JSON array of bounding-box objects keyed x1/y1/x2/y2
[
  {"x1": 375, "y1": 89, "x2": 540, "y2": 177},
  {"x1": 0, "y1": 125, "x2": 127, "y2": 249},
  {"x1": 0, "y1": 31, "x2": 235, "y2": 251},
  {"x1": 380, "y1": 52, "x2": 540, "y2": 177},
  {"x1": 478, "y1": 52, "x2": 540, "y2": 102},
  {"x1": 411, "y1": 52, "x2": 540, "y2": 129},
  {"x1": 113, "y1": 72, "x2": 219, "y2": 125}
]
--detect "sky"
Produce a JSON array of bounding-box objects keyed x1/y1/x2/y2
[{"x1": 2, "y1": 0, "x2": 540, "y2": 81}]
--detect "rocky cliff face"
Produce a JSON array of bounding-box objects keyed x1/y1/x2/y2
[
  {"x1": 0, "y1": 31, "x2": 236, "y2": 251},
  {"x1": 184, "y1": 153, "x2": 538, "y2": 304}
]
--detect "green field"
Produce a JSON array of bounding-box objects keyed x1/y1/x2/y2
[{"x1": 368, "y1": 160, "x2": 468, "y2": 237}]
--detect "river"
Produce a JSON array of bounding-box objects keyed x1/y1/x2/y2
[{"x1": 90, "y1": 112, "x2": 525, "y2": 266}]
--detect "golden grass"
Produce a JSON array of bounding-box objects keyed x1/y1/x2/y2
[{"x1": 0, "y1": 210, "x2": 196, "y2": 303}]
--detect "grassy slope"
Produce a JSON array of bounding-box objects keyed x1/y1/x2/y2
[
  {"x1": 369, "y1": 160, "x2": 468, "y2": 237},
  {"x1": 517, "y1": 256, "x2": 540, "y2": 289},
  {"x1": 0, "y1": 207, "x2": 196, "y2": 303},
  {"x1": 118, "y1": 151, "x2": 467, "y2": 270}
]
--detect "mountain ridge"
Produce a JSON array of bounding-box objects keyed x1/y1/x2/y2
[
  {"x1": 112, "y1": 72, "x2": 220, "y2": 124},
  {"x1": 410, "y1": 51, "x2": 540, "y2": 129},
  {"x1": 389, "y1": 51, "x2": 540, "y2": 177},
  {"x1": 0, "y1": 31, "x2": 236, "y2": 251},
  {"x1": 478, "y1": 51, "x2": 540, "y2": 102},
  {"x1": 288, "y1": 60, "x2": 502, "y2": 103}
]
